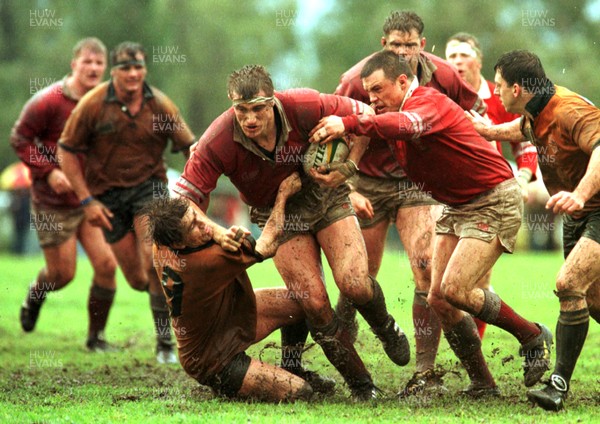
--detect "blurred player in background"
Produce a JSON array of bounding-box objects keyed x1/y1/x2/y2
[
  {"x1": 174, "y1": 64, "x2": 410, "y2": 401},
  {"x1": 469, "y1": 50, "x2": 600, "y2": 411},
  {"x1": 445, "y1": 32, "x2": 538, "y2": 199},
  {"x1": 11, "y1": 37, "x2": 119, "y2": 352},
  {"x1": 58, "y1": 41, "x2": 195, "y2": 364},
  {"x1": 333, "y1": 10, "x2": 488, "y2": 397}
]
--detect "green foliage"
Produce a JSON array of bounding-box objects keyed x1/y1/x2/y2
[{"x1": 0, "y1": 251, "x2": 598, "y2": 422}]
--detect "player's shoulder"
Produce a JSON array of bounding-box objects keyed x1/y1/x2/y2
[
  {"x1": 422, "y1": 51, "x2": 462, "y2": 82},
  {"x1": 197, "y1": 108, "x2": 236, "y2": 148},
  {"x1": 275, "y1": 88, "x2": 320, "y2": 105},
  {"x1": 76, "y1": 81, "x2": 110, "y2": 109}
]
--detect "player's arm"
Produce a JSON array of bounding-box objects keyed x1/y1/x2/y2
[
  {"x1": 254, "y1": 172, "x2": 302, "y2": 258},
  {"x1": 465, "y1": 112, "x2": 525, "y2": 141},
  {"x1": 547, "y1": 142, "x2": 600, "y2": 214},
  {"x1": 58, "y1": 110, "x2": 114, "y2": 230}
]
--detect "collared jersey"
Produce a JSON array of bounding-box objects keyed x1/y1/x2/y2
[
  {"x1": 10, "y1": 77, "x2": 82, "y2": 208},
  {"x1": 335, "y1": 51, "x2": 487, "y2": 179},
  {"x1": 59, "y1": 81, "x2": 195, "y2": 195},
  {"x1": 341, "y1": 86, "x2": 514, "y2": 206},
  {"x1": 521, "y1": 85, "x2": 600, "y2": 218},
  {"x1": 175, "y1": 89, "x2": 365, "y2": 209},
  {"x1": 153, "y1": 238, "x2": 261, "y2": 384}
]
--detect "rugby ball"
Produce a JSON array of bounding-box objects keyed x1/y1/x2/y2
[{"x1": 303, "y1": 139, "x2": 349, "y2": 174}]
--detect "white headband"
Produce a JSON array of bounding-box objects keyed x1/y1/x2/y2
[{"x1": 445, "y1": 41, "x2": 480, "y2": 60}]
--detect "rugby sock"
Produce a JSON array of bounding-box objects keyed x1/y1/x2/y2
[
  {"x1": 150, "y1": 293, "x2": 173, "y2": 346},
  {"x1": 280, "y1": 320, "x2": 309, "y2": 372},
  {"x1": 476, "y1": 289, "x2": 539, "y2": 344},
  {"x1": 413, "y1": 290, "x2": 441, "y2": 372},
  {"x1": 473, "y1": 317, "x2": 487, "y2": 339},
  {"x1": 444, "y1": 315, "x2": 496, "y2": 388},
  {"x1": 553, "y1": 308, "x2": 589, "y2": 386},
  {"x1": 308, "y1": 313, "x2": 373, "y2": 391},
  {"x1": 87, "y1": 284, "x2": 115, "y2": 340},
  {"x1": 353, "y1": 276, "x2": 390, "y2": 329}
]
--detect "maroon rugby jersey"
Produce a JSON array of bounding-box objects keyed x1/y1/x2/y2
[
  {"x1": 10, "y1": 79, "x2": 82, "y2": 209},
  {"x1": 335, "y1": 51, "x2": 487, "y2": 179},
  {"x1": 175, "y1": 89, "x2": 366, "y2": 209},
  {"x1": 341, "y1": 86, "x2": 514, "y2": 206}
]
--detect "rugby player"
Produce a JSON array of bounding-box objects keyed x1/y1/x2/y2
[
  {"x1": 11, "y1": 38, "x2": 119, "y2": 351},
  {"x1": 173, "y1": 64, "x2": 410, "y2": 401},
  {"x1": 57, "y1": 41, "x2": 195, "y2": 363},
  {"x1": 469, "y1": 50, "x2": 600, "y2": 411},
  {"x1": 333, "y1": 10, "x2": 488, "y2": 396},
  {"x1": 142, "y1": 172, "x2": 324, "y2": 402},
  {"x1": 311, "y1": 50, "x2": 553, "y2": 398}
]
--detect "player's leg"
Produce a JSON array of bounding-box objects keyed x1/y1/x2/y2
[
  {"x1": 20, "y1": 207, "x2": 80, "y2": 332},
  {"x1": 273, "y1": 236, "x2": 375, "y2": 400},
  {"x1": 427, "y1": 234, "x2": 498, "y2": 397},
  {"x1": 77, "y1": 219, "x2": 118, "y2": 351},
  {"x1": 254, "y1": 287, "x2": 335, "y2": 394},
  {"x1": 334, "y1": 220, "x2": 388, "y2": 342},
  {"x1": 238, "y1": 358, "x2": 313, "y2": 402},
  {"x1": 318, "y1": 215, "x2": 410, "y2": 367},
  {"x1": 395, "y1": 204, "x2": 446, "y2": 395},
  {"x1": 473, "y1": 269, "x2": 492, "y2": 339},
  {"x1": 528, "y1": 235, "x2": 600, "y2": 411}
]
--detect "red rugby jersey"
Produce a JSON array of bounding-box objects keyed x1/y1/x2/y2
[
  {"x1": 335, "y1": 51, "x2": 487, "y2": 179},
  {"x1": 341, "y1": 86, "x2": 514, "y2": 206},
  {"x1": 176, "y1": 89, "x2": 366, "y2": 209},
  {"x1": 10, "y1": 79, "x2": 82, "y2": 209}
]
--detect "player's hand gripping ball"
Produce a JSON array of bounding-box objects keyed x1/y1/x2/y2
[{"x1": 303, "y1": 138, "x2": 349, "y2": 175}]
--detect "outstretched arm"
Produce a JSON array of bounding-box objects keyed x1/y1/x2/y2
[
  {"x1": 465, "y1": 111, "x2": 525, "y2": 141},
  {"x1": 255, "y1": 172, "x2": 302, "y2": 258}
]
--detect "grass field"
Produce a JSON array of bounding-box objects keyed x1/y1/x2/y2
[{"x1": 0, "y1": 249, "x2": 598, "y2": 423}]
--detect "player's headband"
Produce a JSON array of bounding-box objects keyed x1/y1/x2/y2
[
  {"x1": 112, "y1": 59, "x2": 146, "y2": 69},
  {"x1": 232, "y1": 96, "x2": 274, "y2": 106},
  {"x1": 445, "y1": 40, "x2": 481, "y2": 61}
]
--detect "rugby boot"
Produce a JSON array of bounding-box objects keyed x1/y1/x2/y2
[
  {"x1": 20, "y1": 285, "x2": 46, "y2": 332},
  {"x1": 527, "y1": 374, "x2": 568, "y2": 411},
  {"x1": 288, "y1": 367, "x2": 336, "y2": 395},
  {"x1": 86, "y1": 332, "x2": 119, "y2": 353},
  {"x1": 398, "y1": 369, "x2": 447, "y2": 398},
  {"x1": 520, "y1": 323, "x2": 553, "y2": 387},
  {"x1": 372, "y1": 314, "x2": 411, "y2": 366},
  {"x1": 335, "y1": 295, "x2": 359, "y2": 344},
  {"x1": 350, "y1": 379, "x2": 382, "y2": 402},
  {"x1": 460, "y1": 383, "x2": 501, "y2": 399},
  {"x1": 353, "y1": 277, "x2": 410, "y2": 366},
  {"x1": 156, "y1": 341, "x2": 178, "y2": 364}
]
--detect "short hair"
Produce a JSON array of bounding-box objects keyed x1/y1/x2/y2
[
  {"x1": 227, "y1": 65, "x2": 275, "y2": 99},
  {"x1": 73, "y1": 37, "x2": 106, "y2": 59},
  {"x1": 446, "y1": 32, "x2": 482, "y2": 61},
  {"x1": 110, "y1": 41, "x2": 146, "y2": 66},
  {"x1": 140, "y1": 197, "x2": 189, "y2": 247},
  {"x1": 494, "y1": 50, "x2": 548, "y2": 91},
  {"x1": 382, "y1": 11, "x2": 424, "y2": 37},
  {"x1": 361, "y1": 50, "x2": 414, "y2": 81}
]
